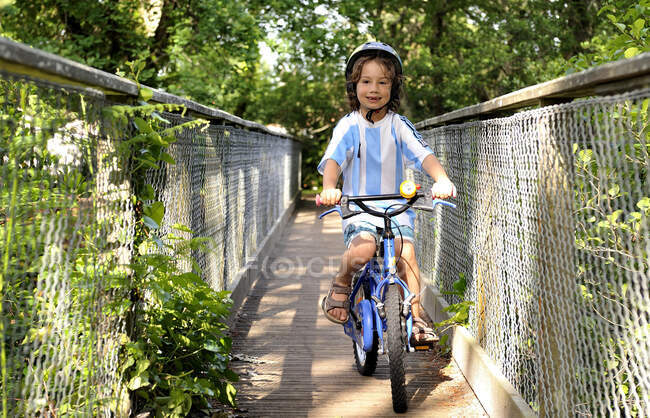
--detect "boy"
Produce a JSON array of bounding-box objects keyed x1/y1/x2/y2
[{"x1": 318, "y1": 42, "x2": 456, "y2": 343}]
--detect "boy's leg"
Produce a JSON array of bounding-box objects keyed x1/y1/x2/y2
[
  {"x1": 395, "y1": 240, "x2": 422, "y2": 318},
  {"x1": 326, "y1": 233, "x2": 376, "y2": 322},
  {"x1": 396, "y1": 240, "x2": 438, "y2": 342}
]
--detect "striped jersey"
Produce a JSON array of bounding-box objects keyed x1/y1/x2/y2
[{"x1": 318, "y1": 110, "x2": 433, "y2": 232}]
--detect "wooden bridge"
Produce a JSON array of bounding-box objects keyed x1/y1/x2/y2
[
  {"x1": 2, "y1": 37, "x2": 649, "y2": 417},
  {"x1": 227, "y1": 198, "x2": 487, "y2": 417}
]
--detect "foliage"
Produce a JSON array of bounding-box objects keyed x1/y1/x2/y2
[
  {"x1": 568, "y1": 0, "x2": 650, "y2": 71},
  {"x1": 0, "y1": 0, "x2": 627, "y2": 188},
  {"x1": 433, "y1": 274, "x2": 474, "y2": 354},
  {"x1": 0, "y1": 78, "x2": 110, "y2": 416},
  {"x1": 571, "y1": 96, "x2": 649, "y2": 417},
  {"x1": 0, "y1": 73, "x2": 237, "y2": 416},
  {"x1": 103, "y1": 87, "x2": 238, "y2": 416},
  {"x1": 0, "y1": 0, "x2": 265, "y2": 115},
  {"x1": 563, "y1": 2, "x2": 649, "y2": 414},
  {"x1": 124, "y1": 242, "x2": 237, "y2": 417},
  {"x1": 250, "y1": 1, "x2": 610, "y2": 187}
]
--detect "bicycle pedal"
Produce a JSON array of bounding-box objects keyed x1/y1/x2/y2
[
  {"x1": 412, "y1": 339, "x2": 439, "y2": 351},
  {"x1": 413, "y1": 345, "x2": 433, "y2": 351}
]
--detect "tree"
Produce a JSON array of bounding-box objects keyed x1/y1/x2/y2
[{"x1": 0, "y1": 0, "x2": 266, "y2": 115}]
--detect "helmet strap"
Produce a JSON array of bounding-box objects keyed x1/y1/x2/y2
[{"x1": 365, "y1": 103, "x2": 389, "y2": 124}]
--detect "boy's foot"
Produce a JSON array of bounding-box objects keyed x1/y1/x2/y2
[
  {"x1": 321, "y1": 282, "x2": 351, "y2": 324},
  {"x1": 411, "y1": 317, "x2": 439, "y2": 343}
]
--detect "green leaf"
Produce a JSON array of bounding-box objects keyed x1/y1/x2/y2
[
  {"x1": 631, "y1": 18, "x2": 645, "y2": 38},
  {"x1": 637, "y1": 197, "x2": 650, "y2": 212},
  {"x1": 139, "y1": 87, "x2": 154, "y2": 102},
  {"x1": 127, "y1": 371, "x2": 150, "y2": 390},
  {"x1": 135, "y1": 157, "x2": 159, "y2": 169},
  {"x1": 160, "y1": 152, "x2": 176, "y2": 165},
  {"x1": 578, "y1": 149, "x2": 593, "y2": 163},
  {"x1": 452, "y1": 275, "x2": 467, "y2": 294},
  {"x1": 152, "y1": 112, "x2": 171, "y2": 124},
  {"x1": 143, "y1": 201, "x2": 165, "y2": 226},
  {"x1": 607, "y1": 210, "x2": 623, "y2": 224},
  {"x1": 224, "y1": 369, "x2": 239, "y2": 382},
  {"x1": 120, "y1": 356, "x2": 135, "y2": 374},
  {"x1": 624, "y1": 47, "x2": 640, "y2": 58},
  {"x1": 135, "y1": 358, "x2": 151, "y2": 375},
  {"x1": 143, "y1": 215, "x2": 159, "y2": 230},
  {"x1": 608, "y1": 184, "x2": 620, "y2": 197},
  {"x1": 133, "y1": 117, "x2": 154, "y2": 133},
  {"x1": 204, "y1": 340, "x2": 223, "y2": 353},
  {"x1": 634, "y1": 324, "x2": 650, "y2": 340},
  {"x1": 218, "y1": 383, "x2": 237, "y2": 407},
  {"x1": 172, "y1": 223, "x2": 193, "y2": 233},
  {"x1": 140, "y1": 184, "x2": 156, "y2": 201}
]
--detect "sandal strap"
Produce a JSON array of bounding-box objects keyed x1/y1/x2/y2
[
  {"x1": 413, "y1": 317, "x2": 435, "y2": 334},
  {"x1": 324, "y1": 283, "x2": 351, "y2": 311},
  {"x1": 331, "y1": 282, "x2": 352, "y2": 294},
  {"x1": 325, "y1": 293, "x2": 350, "y2": 310}
]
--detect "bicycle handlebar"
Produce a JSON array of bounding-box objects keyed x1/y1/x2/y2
[{"x1": 317, "y1": 191, "x2": 456, "y2": 220}]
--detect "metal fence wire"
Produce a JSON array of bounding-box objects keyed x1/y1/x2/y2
[
  {"x1": 0, "y1": 72, "x2": 300, "y2": 416},
  {"x1": 414, "y1": 88, "x2": 650, "y2": 417}
]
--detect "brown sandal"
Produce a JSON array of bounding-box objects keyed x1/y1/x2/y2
[
  {"x1": 321, "y1": 282, "x2": 352, "y2": 324},
  {"x1": 411, "y1": 317, "x2": 439, "y2": 343}
]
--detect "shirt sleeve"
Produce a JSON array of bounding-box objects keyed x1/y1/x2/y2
[
  {"x1": 317, "y1": 117, "x2": 356, "y2": 175},
  {"x1": 398, "y1": 115, "x2": 433, "y2": 172}
]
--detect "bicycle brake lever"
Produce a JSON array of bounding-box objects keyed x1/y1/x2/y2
[
  {"x1": 412, "y1": 199, "x2": 457, "y2": 212},
  {"x1": 338, "y1": 196, "x2": 361, "y2": 219},
  {"x1": 318, "y1": 206, "x2": 343, "y2": 219},
  {"x1": 432, "y1": 199, "x2": 456, "y2": 209}
]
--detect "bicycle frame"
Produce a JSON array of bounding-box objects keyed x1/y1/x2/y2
[
  {"x1": 319, "y1": 192, "x2": 455, "y2": 354},
  {"x1": 344, "y1": 236, "x2": 415, "y2": 354}
]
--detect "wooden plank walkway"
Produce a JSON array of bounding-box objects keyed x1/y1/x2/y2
[{"x1": 228, "y1": 198, "x2": 487, "y2": 417}]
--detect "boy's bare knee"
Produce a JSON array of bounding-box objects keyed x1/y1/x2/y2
[{"x1": 348, "y1": 233, "x2": 376, "y2": 267}]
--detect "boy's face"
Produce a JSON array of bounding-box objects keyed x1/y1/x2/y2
[{"x1": 356, "y1": 59, "x2": 392, "y2": 116}]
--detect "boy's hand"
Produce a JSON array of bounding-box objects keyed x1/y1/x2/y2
[
  {"x1": 320, "y1": 188, "x2": 342, "y2": 206},
  {"x1": 431, "y1": 179, "x2": 457, "y2": 199}
]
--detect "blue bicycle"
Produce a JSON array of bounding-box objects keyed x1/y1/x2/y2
[{"x1": 317, "y1": 181, "x2": 456, "y2": 413}]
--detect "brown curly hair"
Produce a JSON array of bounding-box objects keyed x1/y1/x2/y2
[{"x1": 346, "y1": 54, "x2": 403, "y2": 112}]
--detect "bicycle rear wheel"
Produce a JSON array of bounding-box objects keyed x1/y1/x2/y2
[
  {"x1": 352, "y1": 272, "x2": 378, "y2": 376},
  {"x1": 385, "y1": 283, "x2": 407, "y2": 413}
]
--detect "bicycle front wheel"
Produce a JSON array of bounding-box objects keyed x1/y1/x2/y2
[
  {"x1": 385, "y1": 283, "x2": 407, "y2": 413},
  {"x1": 352, "y1": 272, "x2": 378, "y2": 376}
]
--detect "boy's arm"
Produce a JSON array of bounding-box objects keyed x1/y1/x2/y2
[
  {"x1": 321, "y1": 159, "x2": 342, "y2": 205},
  {"x1": 422, "y1": 154, "x2": 457, "y2": 199}
]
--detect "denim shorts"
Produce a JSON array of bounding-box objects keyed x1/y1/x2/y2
[{"x1": 343, "y1": 220, "x2": 415, "y2": 248}]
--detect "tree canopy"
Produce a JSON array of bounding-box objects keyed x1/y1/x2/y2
[{"x1": 1, "y1": 0, "x2": 646, "y2": 186}]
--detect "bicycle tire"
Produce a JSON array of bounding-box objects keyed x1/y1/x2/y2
[
  {"x1": 352, "y1": 272, "x2": 378, "y2": 376},
  {"x1": 385, "y1": 283, "x2": 408, "y2": 413}
]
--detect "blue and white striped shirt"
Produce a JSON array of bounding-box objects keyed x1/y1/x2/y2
[{"x1": 318, "y1": 110, "x2": 433, "y2": 231}]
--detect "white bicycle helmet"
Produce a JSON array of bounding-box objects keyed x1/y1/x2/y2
[{"x1": 345, "y1": 41, "x2": 403, "y2": 79}]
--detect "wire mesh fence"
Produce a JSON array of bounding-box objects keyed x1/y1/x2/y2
[
  {"x1": 0, "y1": 70, "x2": 299, "y2": 416},
  {"x1": 414, "y1": 88, "x2": 650, "y2": 416}
]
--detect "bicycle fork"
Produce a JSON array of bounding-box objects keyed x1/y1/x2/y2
[{"x1": 373, "y1": 276, "x2": 415, "y2": 354}]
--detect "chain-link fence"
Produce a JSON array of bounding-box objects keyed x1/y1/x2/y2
[
  {"x1": 0, "y1": 66, "x2": 299, "y2": 415},
  {"x1": 414, "y1": 88, "x2": 649, "y2": 416}
]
